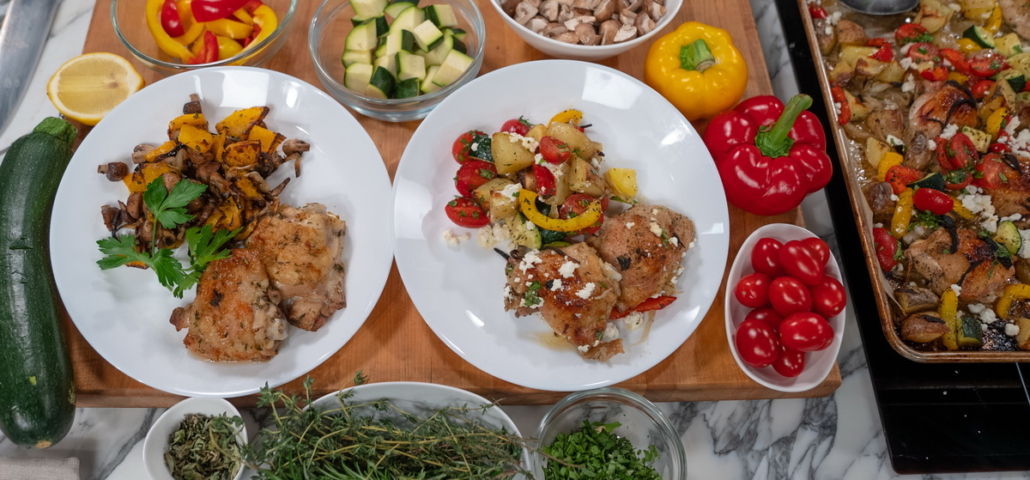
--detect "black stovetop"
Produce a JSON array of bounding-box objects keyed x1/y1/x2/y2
[{"x1": 773, "y1": 0, "x2": 1030, "y2": 474}]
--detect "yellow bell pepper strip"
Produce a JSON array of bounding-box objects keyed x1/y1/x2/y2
[
  {"x1": 876, "y1": 151, "x2": 904, "y2": 181},
  {"x1": 995, "y1": 283, "x2": 1030, "y2": 320},
  {"x1": 178, "y1": 124, "x2": 214, "y2": 152},
  {"x1": 947, "y1": 71, "x2": 969, "y2": 84},
  {"x1": 143, "y1": 141, "x2": 178, "y2": 163},
  {"x1": 952, "y1": 198, "x2": 975, "y2": 219},
  {"x1": 890, "y1": 188, "x2": 914, "y2": 238},
  {"x1": 986, "y1": 108, "x2": 1008, "y2": 137},
  {"x1": 644, "y1": 22, "x2": 748, "y2": 121},
  {"x1": 518, "y1": 189, "x2": 601, "y2": 232},
  {"x1": 939, "y1": 289, "x2": 960, "y2": 350},
  {"x1": 216, "y1": 35, "x2": 244, "y2": 59},
  {"x1": 205, "y1": 18, "x2": 253, "y2": 39},
  {"x1": 233, "y1": 7, "x2": 253, "y2": 24},
  {"x1": 986, "y1": 5, "x2": 1003, "y2": 33},
  {"x1": 147, "y1": 0, "x2": 194, "y2": 60},
  {"x1": 173, "y1": 0, "x2": 204, "y2": 46},
  {"x1": 957, "y1": 38, "x2": 981, "y2": 53},
  {"x1": 240, "y1": 5, "x2": 277, "y2": 53},
  {"x1": 549, "y1": 109, "x2": 583, "y2": 125}
]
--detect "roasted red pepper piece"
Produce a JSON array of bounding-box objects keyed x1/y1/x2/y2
[
  {"x1": 870, "y1": 44, "x2": 894, "y2": 62},
  {"x1": 610, "y1": 295, "x2": 677, "y2": 319},
  {"x1": 884, "y1": 165, "x2": 921, "y2": 194},
  {"x1": 971, "y1": 79, "x2": 995, "y2": 100},
  {"x1": 808, "y1": 5, "x2": 828, "y2": 19},
  {"x1": 920, "y1": 66, "x2": 948, "y2": 82},
  {"x1": 192, "y1": 0, "x2": 250, "y2": 22},
  {"x1": 160, "y1": 0, "x2": 185, "y2": 37},
  {"x1": 866, "y1": 38, "x2": 891, "y2": 48},
  {"x1": 189, "y1": 31, "x2": 220, "y2": 64},
  {"x1": 829, "y1": 86, "x2": 851, "y2": 125},
  {"x1": 873, "y1": 227, "x2": 899, "y2": 271},
  {"x1": 703, "y1": 94, "x2": 832, "y2": 215}
]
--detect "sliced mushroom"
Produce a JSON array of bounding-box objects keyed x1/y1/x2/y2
[
  {"x1": 575, "y1": 23, "x2": 599, "y2": 45},
  {"x1": 621, "y1": 0, "x2": 643, "y2": 12},
  {"x1": 564, "y1": 15, "x2": 595, "y2": 30},
  {"x1": 612, "y1": 23, "x2": 637, "y2": 42},
  {"x1": 126, "y1": 192, "x2": 143, "y2": 220},
  {"x1": 501, "y1": 0, "x2": 522, "y2": 15},
  {"x1": 183, "y1": 94, "x2": 202, "y2": 115},
  {"x1": 540, "y1": 0, "x2": 560, "y2": 20},
  {"x1": 557, "y1": 3, "x2": 575, "y2": 22},
  {"x1": 646, "y1": 0, "x2": 664, "y2": 20},
  {"x1": 572, "y1": 0, "x2": 598, "y2": 11},
  {"x1": 554, "y1": 31, "x2": 579, "y2": 43},
  {"x1": 527, "y1": 16, "x2": 549, "y2": 32},
  {"x1": 555, "y1": 0, "x2": 573, "y2": 5},
  {"x1": 593, "y1": 0, "x2": 615, "y2": 21},
  {"x1": 131, "y1": 144, "x2": 155, "y2": 164},
  {"x1": 619, "y1": 11, "x2": 637, "y2": 26},
  {"x1": 282, "y1": 138, "x2": 310, "y2": 156},
  {"x1": 101, "y1": 204, "x2": 122, "y2": 232},
  {"x1": 635, "y1": 12, "x2": 656, "y2": 35},
  {"x1": 515, "y1": 2, "x2": 539, "y2": 24},
  {"x1": 543, "y1": 22, "x2": 569, "y2": 36},
  {"x1": 599, "y1": 19, "x2": 619, "y2": 44},
  {"x1": 97, "y1": 162, "x2": 129, "y2": 182}
]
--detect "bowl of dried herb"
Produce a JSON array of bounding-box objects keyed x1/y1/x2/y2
[{"x1": 143, "y1": 397, "x2": 246, "y2": 480}]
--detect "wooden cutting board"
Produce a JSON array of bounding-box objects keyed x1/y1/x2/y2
[{"x1": 70, "y1": 0, "x2": 841, "y2": 406}]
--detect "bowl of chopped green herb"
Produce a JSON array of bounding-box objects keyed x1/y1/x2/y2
[
  {"x1": 534, "y1": 388, "x2": 686, "y2": 480},
  {"x1": 143, "y1": 397, "x2": 246, "y2": 480}
]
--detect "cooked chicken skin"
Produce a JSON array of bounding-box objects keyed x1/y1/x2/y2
[
  {"x1": 588, "y1": 204, "x2": 695, "y2": 310},
  {"x1": 905, "y1": 84, "x2": 976, "y2": 169},
  {"x1": 1001, "y1": 0, "x2": 1030, "y2": 41},
  {"x1": 904, "y1": 227, "x2": 1012, "y2": 303},
  {"x1": 170, "y1": 248, "x2": 288, "y2": 362},
  {"x1": 504, "y1": 243, "x2": 623, "y2": 360},
  {"x1": 247, "y1": 203, "x2": 346, "y2": 331}
]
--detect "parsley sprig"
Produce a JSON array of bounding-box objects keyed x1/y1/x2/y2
[{"x1": 96, "y1": 178, "x2": 239, "y2": 298}]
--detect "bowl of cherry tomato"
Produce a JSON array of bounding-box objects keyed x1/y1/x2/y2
[
  {"x1": 725, "y1": 223, "x2": 847, "y2": 392},
  {"x1": 113, "y1": 0, "x2": 297, "y2": 72}
]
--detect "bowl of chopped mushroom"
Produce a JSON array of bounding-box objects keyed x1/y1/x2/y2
[{"x1": 492, "y1": 0, "x2": 681, "y2": 60}]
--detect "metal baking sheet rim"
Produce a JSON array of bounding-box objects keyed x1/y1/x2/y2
[{"x1": 796, "y1": 0, "x2": 1030, "y2": 363}]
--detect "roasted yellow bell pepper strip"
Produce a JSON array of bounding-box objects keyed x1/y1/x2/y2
[
  {"x1": 986, "y1": 5, "x2": 1003, "y2": 33},
  {"x1": 995, "y1": 283, "x2": 1030, "y2": 320},
  {"x1": 890, "y1": 188, "x2": 914, "y2": 238},
  {"x1": 939, "y1": 289, "x2": 959, "y2": 350},
  {"x1": 519, "y1": 189, "x2": 601, "y2": 232},
  {"x1": 986, "y1": 108, "x2": 1008, "y2": 137},
  {"x1": 178, "y1": 124, "x2": 214, "y2": 153},
  {"x1": 952, "y1": 198, "x2": 975, "y2": 219},
  {"x1": 947, "y1": 71, "x2": 969, "y2": 84},
  {"x1": 143, "y1": 140, "x2": 177, "y2": 163},
  {"x1": 876, "y1": 151, "x2": 904, "y2": 181},
  {"x1": 644, "y1": 22, "x2": 748, "y2": 121},
  {"x1": 240, "y1": 5, "x2": 277, "y2": 54},
  {"x1": 550, "y1": 109, "x2": 583, "y2": 125},
  {"x1": 146, "y1": 0, "x2": 193, "y2": 60},
  {"x1": 958, "y1": 38, "x2": 981, "y2": 53}
]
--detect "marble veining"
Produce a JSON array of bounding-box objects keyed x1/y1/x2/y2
[{"x1": 3, "y1": 0, "x2": 1030, "y2": 479}]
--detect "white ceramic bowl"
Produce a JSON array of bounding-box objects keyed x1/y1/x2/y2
[
  {"x1": 724, "y1": 223, "x2": 847, "y2": 392},
  {"x1": 143, "y1": 397, "x2": 246, "y2": 480},
  {"x1": 489, "y1": 0, "x2": 682, "y2": 60}
]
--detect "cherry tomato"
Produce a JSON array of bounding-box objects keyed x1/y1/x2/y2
[
  {"x1": 735, "y1": 273, "x2": 771, "y2": 308},
  {"x1": 444, "y1": 197, "x2": 489, "y2": 228},
  {"x1": 937, "y1": 132, "x2": 979, "y2": 171},
  {"x1": 455, "y1": 160, "x2": 497, "y2": 197},
  {"x1": 974, "y1": 153, "x2": 1014, "y2": 189},
  {"x1": 870, "y1": 44, "x2": 894, "y2": 62},
  {"x1": 800, "y1": 237, "x2": 830, "y2": 268},
  {"x1": 734, "y1": 318, "x2": 780, "y2": 367},
  {"x1": 532, "y1": 164, "x2": 556, "y2": 196},
  {"x1": 989, "y1": 142, "x2": 1010, "y2": 154},
  {"x1": 906, "y1": 42, "x2": 939, "y2": 63},
  {"x1": 768, "y1": 277, "x2": 813, "y2": 316},
  {"x1": 969, "y1": 50, "x2": 1006, "y2": 77},
  {"x1": 912, "y1": 188, "x2": 955, "y2": 215},
  {"x1": 872, "y1": 227, "x2": 898, "y2": 271},
  {"x1": 919, "y1": 66, "x2": 948, "y2": 82},
  {"x1": 778, "y1": 240, "x2": 825, "y2": 286},
  {"x1": 773, "y1": 345, "x2": 806, "y2": 377},
  {"x1": 539, "y1": 136, "x2": 573, "y2": 164},
  {"x1": 895, "y1": 23, "x2": 929, "y2": 45},
  {"x1": 751, "y1": 238, "x2": 783, "y2": 276},
  {"x1": 500, "y1": 117, "x2": 532, "y2": 136},
  {"x1": 451, "y1": 130, "x2": 489, "y2": 163},
  {"x1": 971, "y1": 79, "x2": 995, "y2": 100},
  {"x1": 811, "y1": 275, "x2": 847, "y2": 318},
  {"x1": 779, "y1": 312, "x2": 834, "y2": 352},
  {"x1": 745, "y1": 308, "x2": 782, "y2": 332},
  {"x1": 939, "y1": 48, "x2": 970, "y2": 74},
  {"x1": 560, "y1": 193, "x2": 607, "y2": 235}
]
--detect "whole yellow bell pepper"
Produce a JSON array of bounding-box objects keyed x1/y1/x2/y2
[
  {"x1": 146, "y1": 0, "x2": 193, "y2": 60},
  {"x1": 644, "y1": 21, "x2": 748, "y2": 121},
  {"x1": 518, "y1": 190, "x2": 601, "y2": 232}
]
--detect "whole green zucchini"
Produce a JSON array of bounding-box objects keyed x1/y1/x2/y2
[{"x1": 0, "y1": 117, "x2": 77, "y2": 448}]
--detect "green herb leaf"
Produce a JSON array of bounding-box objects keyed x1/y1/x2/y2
[
  {"x1": 166, "y1": 413, "x2": 243, "y2": 479},
  {"x1": 144, "y1": 178, "x2": 207, "y2": 229},
  {"x1": 97, "y1": 235, "x2": 190, "y2": 298},
  {"x1": 542, "y1": 420, "x2": 661, "y2": 480}
]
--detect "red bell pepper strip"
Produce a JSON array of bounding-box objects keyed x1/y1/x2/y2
[
  {"x1": 829, "y1": 86, "x2": 851, "y2": 125},
  {"x1": 703, "y1": 94, "x2": 832, "y2": 216},
  {"x1": 242, "y1": 0, "x2": 264, "y2": 13},
  {"x1": 884, "y1": 165, "x2": 922, "y2": 194},
  {"x1": 191, "y1": 0, "x2": 250, "y2": 22},
  {"x1": 920, "y1": 66, "x2": 948, "y2": 82},
  {"x1": 189, "y1": 31, "x2": 219, "y2": 64},
  {"x1": 808, "y1": 5, "x2": 828, "y2": 19},
  {"x1": 866, "y1": 38, "x2": 890, "y2": 48},
  {"x1": 870, "y1": 44, "x2": 894, "y2": 62},
  {"x1": 872, "y1": 227, "x2": 899, "y2": 271},
  {"x1": 160, "y1": 0, "x2": 185, "y2": 37},
  {"x1": 610, "y1": 295, "x2": 677, "y2": 319}
]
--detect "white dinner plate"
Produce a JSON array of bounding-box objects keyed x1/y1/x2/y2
[
  {"x1": 49, "y1": 67, "x2": 393, "y2": 397},
  {"x1": 393, "y1": 60, "x2": 729, "y2": 391}
]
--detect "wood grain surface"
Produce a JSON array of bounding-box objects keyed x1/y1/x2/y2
[{"x1": 70, "y1": 0, "x2": 841, "y2": 406}]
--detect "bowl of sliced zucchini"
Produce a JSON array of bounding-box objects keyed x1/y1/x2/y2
[{"x1": 309, "y1": 0, "x2": 485, "y2": 122}]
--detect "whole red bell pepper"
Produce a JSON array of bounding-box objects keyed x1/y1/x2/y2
[
  {"x1": 191, "y1": 0, "x2": 250, "y2": 22},
  {"x1": 703, "y1": 94, "x2": 833, "y2": 216}
]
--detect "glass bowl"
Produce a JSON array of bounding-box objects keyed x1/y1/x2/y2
[
  {"x1": 535, "y1": 388, "x2": 686, "y2": 479},
  {"x1": 308, "y1": 0, "x2": 486, "y2": 122},
  {"x1": 112, "y1": 0, "x2": 298, "y2": 73}
]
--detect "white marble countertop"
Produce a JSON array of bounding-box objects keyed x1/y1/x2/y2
[{"x1": 2, "y1": 0, "x2": 1029, "y2": 479}]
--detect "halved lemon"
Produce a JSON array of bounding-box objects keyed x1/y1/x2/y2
[{"x1": 46, "y1": 52, "x2": 144, "y2": 126}]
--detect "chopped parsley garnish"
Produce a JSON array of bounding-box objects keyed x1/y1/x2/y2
[{"x1": 523, "y1": 281, "x2": 543, "y2": 307}]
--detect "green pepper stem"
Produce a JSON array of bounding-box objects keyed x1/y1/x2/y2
[
  {"x1": 679, "y1": 39, "x2": 715, "y2": 72},
  {"x1": 754, "y1": 94, "x2": 813, "y2": 158}
]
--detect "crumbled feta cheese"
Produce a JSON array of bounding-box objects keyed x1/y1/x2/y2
[
  {"x1": 890, "y1": 194, "x2": 899, "y2": 201},
  {"x1": 590, "y1": 157, "x2": 601, "y2": 169},
  {"x1": 550, "y1": 279, "x2": 563, "y2": 291},
  {"x1": 575, "y1": 282, "x2": 596, "y2": 299},
  {"x1": 519, "y1": 250, "x2": 543, "y2": 272},
  {"x1": 1001, "y1": 213, "x2": 1023, "y2": 223},
  {"x1": 442, "y1": 229, "x2": 469, "y2": 246},
  {"x1": 886, "y1": 134, "x2": 905, "y2": 147},
  {"x1": 832, "y1": 102, "x2": 842, "y2": 116},
  {"x1": 827, "y1": 11, "x2": 842, "y2": 24},
  {"x1": 504, "y1": 285, "x2": 512, "y2": 299},
  {"x1": 534, "y1": 153, "x2": 544, "y2": 164},
  {"x1": 899, "y1": 43, "x2": 914, "y2": 56},
  {"x1": 1005, "y1": 116, "x2": 1021, "y2": 137},
  {"x1": 622, "y1": 311, "x2": 646, "y2": 330},
  {"x1": 688, "y1": 240, "x2": 696, "y2": 249},
  {"x1": 499, "y1": 182, "x2": 521, "y2": 200},
  {"x1": 899, "y1": 57, "x2": 915, "y2": 71},
  {"x1": 470, "y1": 142, "x2": 479, "y2": 152},
  {"x1": 947, "y1": 2, "x2": 960, "y2": 11},
  {"x1": 1006, "y1": 323, "x2": 1021, "y2": 336},
  {"x1": 950, "y1": 284, "x2": 962, "y2": 296},
  {"x1": 670, "y1": 236, "x2": 679, "y2": 246},
  {"x1": 1008, "y1": 129, "x2": 1030, "y2": 156},
  {"x1": 476, "y1": 223, "x2": 509, "y2": 248},
  {"x1": 1019, "y1": 229, "x2": 1030, "y2": 258},
  {"x1": 968, "y1": 303, "x2": 986, "y2": 314},
  {"x1": 602, "y1": 322, "x2": 620, "y2": 341},
  {"x1": 874, "y1": 222, "x2": 883, "y2": 228},
  {"x1": 960, "y1": 192, "x2": 995, "y2": 218},
  {"x1": 507, "y1": 133, "x2": 538, "y2": 152},
  {"x1": 940, "y1": 124, "x2": 959, "y2": 140},
  {"x1": 926, "y1": 138, "x2": 937, "y2": 151},
  {"x1": 625, "y1": 222, "x2": 636, "y2": 228},
  {"x1": 559, "y1": 260, "x2": 578, "y2": 278},
  {"x1": 969, "y1": 303, "x2": 998, "y2": 324},
  {"x1": 649, "y1": 222, "x2": 664, "y2": 238},
  {"x1": 577, "y1": 344, "x2": 590, "y2": 353}
]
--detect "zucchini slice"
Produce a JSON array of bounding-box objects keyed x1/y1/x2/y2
[
  {"x1": 345, "y1": 21, "x2": 379, "y2": 51},
  {"x1": 962, "y1": 25, "x2": 995, "y2": 48},
  {"x1": 374, "y1": 53, "x2": 398, "y2": 76},
  {"x1": 421, "y1": 65, "x2": 441, "y2": 93},
  {"x1": 426, "y1": 4, "x2": 458, "y2": 27},
  {"x1": 957, "y1": 314, "x2": 984, "y2": 349},
  {"x1": 344, "y1": 62, "x2": 375, "y2": 93},
  {"x1": 910, "y1": 172, "x2": 945, "y2": 191},
  {"x1": 395, "y1": 78, "x2": 421, "y2": 98},
  {"x1": 446, "y1": 27, "x2": 468, "y2": 41},
  {"x1": 389, "y1": 5, "x2": 425, "y2": 33},
  {"x1": 508, "y1": 215, "x2": 543, "y2": 249},
  {"x1": 368, "y1": 66, "x2": 396, "y2": 98},
  {"x1": 411, "y1": 19, "x2": 444, "y2": 50},
  {"x1": 432, "y1": 49, "x2": 473, "y2": 87},
  {"x1": 423, "y1": 31, "x2": 454, "y2": 66},
  {"x1": 995, "y1": 220, "x2": 1022, "y2": 255},
  {"x1": 352, "y1": 0, "x2": 388, "y2": 21},
  {"x1": 341, "y1": 49, "x2": 372, "y2": 67},
  {"x1": 384, "y1": 1, "x2": 416, "y2": 18},
  {"x1": 397, "y1": 50, "x2": 427, "y2": 81}
]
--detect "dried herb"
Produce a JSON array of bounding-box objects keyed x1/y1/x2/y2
[
  {"x1": 245, "y1": 379, "x2": 528, "y2": 479},
  {"x1": 541, "y1": 420, "x2": 661, "y2": 480},
  {"x1": 165, "y1": 413, "x2": 244, "y2": 480}
]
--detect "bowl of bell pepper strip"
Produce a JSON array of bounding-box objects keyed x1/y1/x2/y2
[
  {"x1": 112, "y1": 0, "x2": 297, "y2": 72},
  {"x1": 702, "y1": 94, "x2": 833, "y2": 216}
]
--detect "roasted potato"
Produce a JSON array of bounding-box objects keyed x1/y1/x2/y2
[
  {"x1": 1016, "y1": 317, "x2": 1030, "y2": 350},
  {"x1": 900, "y1": 313, "x2": 950, "y2": 343},
  {"x1": 473, "y1": 178, "x2": 518, "y2": 220},
  {"x1": 568, "y1": 157, "x2": 606, "y2": 196},
  {"x1": 916, "y1": 0, "x2": 954, "y2": 33},
  {"x1": 835, "y1": 19, "x2": 867, "y2": 46},
  {"x1": 876, "y1": 61, "x2": 906, "y2": 83},
  {"x1": 545, "y1": 122, "x2": 601, "y2": 160},
  {"x1": 491, "y1": 132, "x2": 535, "y2": 174},
  {"x1": 525, "y1": 124, "x2": 547, "y2": 142}
]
